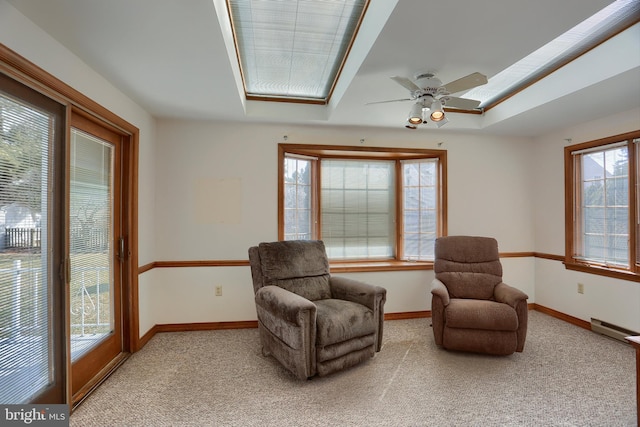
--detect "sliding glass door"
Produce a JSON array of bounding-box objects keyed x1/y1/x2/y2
[
  {"x1": 0, "y1": 73, "x2": 66, "y2": 403},
  {"x1": 1, "y1": 74, "x2": 129, "y2": 406}
]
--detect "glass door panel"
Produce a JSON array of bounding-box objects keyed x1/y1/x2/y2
[
  {"x1": 69, "y1": 113, "x2": 122, "y2": 400},
  {"x1": 0, "y1": 84, "x2": 64, "y2": 403},
  {"x1": 69, "y1": 129, "x2": 115, "y2": 360}
]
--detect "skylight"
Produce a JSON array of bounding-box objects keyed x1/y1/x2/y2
[
  {"x1": 463, "y1": 0, "x2": 640, "y2": 110},
  {"x1": 227, "y1": 0, "x2": 368, "y2": 104}
]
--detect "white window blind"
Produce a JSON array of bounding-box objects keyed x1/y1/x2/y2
[
  {"x1": 321, "y1": 159, "x2": 395, "y2": 259},
  {"x1": 228, "y1": 0, "x2": 368, "y2": 101},
  {"x1": 0, "y1": 93, "x2": 53, "y2": 403}
]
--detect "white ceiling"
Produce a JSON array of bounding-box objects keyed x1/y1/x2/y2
[{"x1": 6, "y1": 0, "x2": 640, "y2": 137}]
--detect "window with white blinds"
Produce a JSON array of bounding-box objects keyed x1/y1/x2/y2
[
  {"x1": 321, "y1": 159, "x2": 395, "y2": 259},
  {"x1": 0, "y1": 91, "x2": 54, "y2": 403},
  {"x1": 280, "y1": 145, "x2": 446, "y2": 262},
  {"x1": 228, "y1": 0, "x2": 368, "y2": 102}
]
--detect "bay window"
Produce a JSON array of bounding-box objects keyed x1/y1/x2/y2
[{"x1": 279, "y1": 144, "x2": 447, "y2": 265}]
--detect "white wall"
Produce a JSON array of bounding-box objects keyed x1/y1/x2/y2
[
  {"x1": 151, "y1": 119, "x2": 535, "y2": 331},
  {"x1": 152, "y1": 111, "x2": 640, "y2": 333},
  {"x1": 1, "y1": 1, "x2": 158, "y2": 337},
  {"x1": 532, "y1": 107, "x2": 640, "y2": 332}
]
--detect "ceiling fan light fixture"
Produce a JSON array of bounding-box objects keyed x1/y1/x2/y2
[
  {"x1": 431, "y1": 111, "x2": 445, "y2": 121},
  {"x1": 408, "y1": 103, "x2": 424, "y2": 125},
  {"x1": 430, "y1": 100, "x2": 445, "y2": 122}
]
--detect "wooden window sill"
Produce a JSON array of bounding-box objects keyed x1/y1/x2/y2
[
  {"x1": 564, "y1": 261, "x2": 640, "y2": 282},
  {"x1": 329, "y1": 260, "x2": 433, "y2": 273}
]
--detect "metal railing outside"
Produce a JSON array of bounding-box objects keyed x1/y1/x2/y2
[{"x1": 0, "y1": 261, "x2": 110, "y2": 341}]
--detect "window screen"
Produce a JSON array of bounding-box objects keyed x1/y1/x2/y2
[
  {"x1": 574, "y1": 143, "x2": 630, "y2": 267},
  {"x1": 402, "y1": 159, "x2": 438, "y2": 261},
  {"x1": 284, "y1": 155, "x2": 313, "y2": 240}
]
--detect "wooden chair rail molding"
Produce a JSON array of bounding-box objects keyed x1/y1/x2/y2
[{"x1": 138, "y1": 252, "x2": 563, "y2": 274}]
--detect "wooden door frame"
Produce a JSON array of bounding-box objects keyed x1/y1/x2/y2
[
  {"x1": 68, "y1": 108, "x2": 132, "y2": 406},
  {"x1": 1, "y1": 46, "x2": 140, "y2": 405}
]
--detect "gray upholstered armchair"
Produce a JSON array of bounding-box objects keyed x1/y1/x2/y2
[
  {"x1": 430, "y1": 236, "x2": 529, "y2": 355},
  {"x1": 248, "y1": 240, "x2": 386, "y2": 379}
]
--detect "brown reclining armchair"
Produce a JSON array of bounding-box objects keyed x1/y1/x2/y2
[
  {"x1": 430, "y1": 236, "x2": 528, "y2": 355},
  {"x1": 249, "y1": 240, "x2": 386, "y2": 379}
]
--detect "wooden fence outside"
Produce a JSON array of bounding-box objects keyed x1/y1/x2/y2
[
  {"x1": 4, "y1": 228, "x2": 41, "y2": 248},
  {"x1": 5, "y1": 227, "x2": 109, "y2": 252}
]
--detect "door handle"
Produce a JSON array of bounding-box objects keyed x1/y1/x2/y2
[{"x1": 118, "y1": 237, "x2": 126, "y2": 261}]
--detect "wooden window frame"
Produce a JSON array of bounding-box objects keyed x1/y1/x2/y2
[
  {"x1": 278, "y1": 144, "x2": 447, "y2": 272},
  {"x1": 564, "y1": 130, "x2": 640, "y2": 282}
]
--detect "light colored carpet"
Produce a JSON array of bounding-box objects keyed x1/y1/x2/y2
[{"x1": 70, "y1": 311, "x2": 637, "y2": 426}]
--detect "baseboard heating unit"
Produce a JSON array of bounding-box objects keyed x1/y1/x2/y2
[{"x1": 590, "y1": 318, "x2": 638, "y2": 343}]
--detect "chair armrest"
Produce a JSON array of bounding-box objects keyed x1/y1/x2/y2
[
  {"x1": 329, "y1": 276, "x2": 386, "y2": 311},
  {"x1": 430, "y1": 278, "x2": 450, "y2": 306},
  {"x1": 494, "y1": 282, "x2": 528, "y2": 308},
  {"x1": 255, "y1": 285, "x2": 317, "y2": 326},
  {"x1": 330, "y1": 276, "x2": 386, "y2": 352}
]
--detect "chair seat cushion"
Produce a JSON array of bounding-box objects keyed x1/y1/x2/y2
[
  {"x1": 315, "y1": 299, "x2": 375, "y2": 347},
  {"x1": 445, "y1": 299, "x2": 518, "y2": 331}
]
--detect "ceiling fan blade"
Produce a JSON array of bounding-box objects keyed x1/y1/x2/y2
[
  {"x1": 442, "y1": 72, "x2": 488, "y2": 94},
  {"x1": 390, "y1": 76, "x2": 421, "y2": 92},
  {"x1": 366, "y1": 98, "x2": 412, "y2": 105},
  {"x1": 443, "y1": 96, "x2": 481, "y2": 110}
]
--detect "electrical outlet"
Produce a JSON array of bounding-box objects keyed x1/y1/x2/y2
[
  {"x1": 577, "y1": 283, "x2": 584, "y2": 294},
  {"x1": 215, "y1": 285, "x2": 223, "y2": 296}
]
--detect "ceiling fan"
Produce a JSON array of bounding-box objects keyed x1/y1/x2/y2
[{"x1": 368, "y1": 71, "x2": 488, "y2": 128}]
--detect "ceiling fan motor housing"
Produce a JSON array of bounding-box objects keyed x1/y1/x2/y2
[{"x1": 415, "y1": 72, "x2": 443, "y2": 89}]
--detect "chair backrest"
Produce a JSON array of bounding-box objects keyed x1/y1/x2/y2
[
  {"x1": 248, "y1": 240, "x2": 332, "y2": 301},
  {"x1": 434, "y1": 236, "x2": 503, "y2": 300}
]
